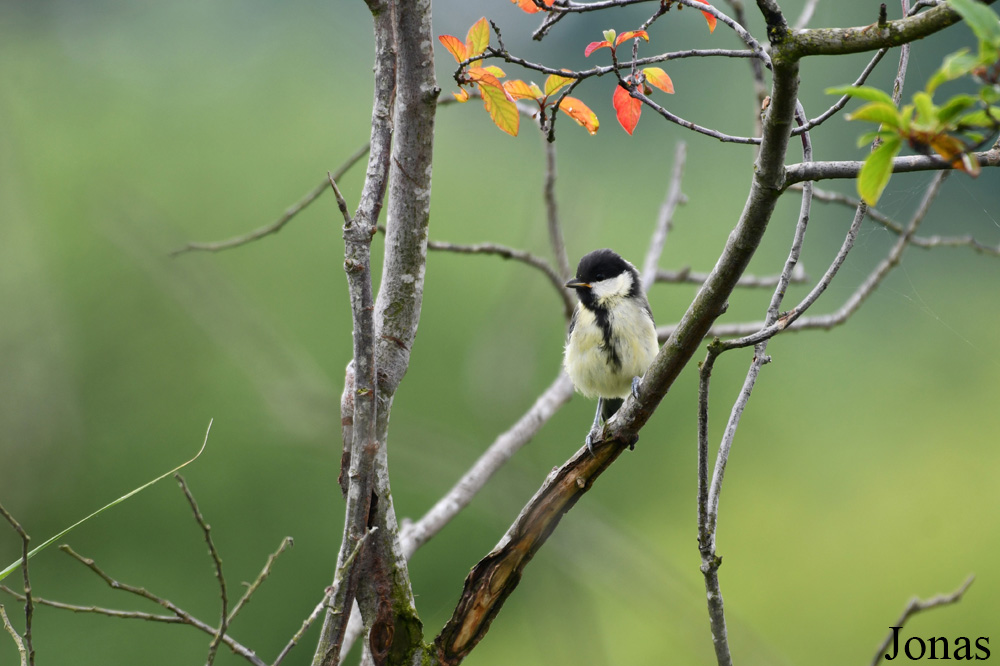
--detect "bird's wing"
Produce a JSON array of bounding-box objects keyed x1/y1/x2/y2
[
  {"x1": 641, "y1": 294, "x2": 655, "y2": 325},
  {"x1": 567, "y1": 305, "x2": 579, "y2": 338}
]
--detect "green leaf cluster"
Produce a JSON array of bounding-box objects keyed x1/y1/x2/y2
[{"x1": 826, "y1": 0, "x2": 1000, "y2": 205}]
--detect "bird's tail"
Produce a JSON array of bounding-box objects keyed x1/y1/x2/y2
[{"x1": 601, "y1": 397, "x2": 624, "y2": 422}]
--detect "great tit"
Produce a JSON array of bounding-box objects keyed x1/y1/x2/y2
[{"x1": 563, "y1": 249, "x2": 658, "y2": 453}]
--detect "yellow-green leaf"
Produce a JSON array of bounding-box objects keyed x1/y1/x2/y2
[
  {"x1": 642, "y1": 67, "x2": 674, "y2": 94},
  {"x1": 484, "y1": 65, "x2": 507, "y2": 79},
  {"x1": 858, "y1": 134, "x2": 902, "y2": 205},
  {"x1": 479, "y1": 82, "x2": 520, "y2": 136},
  {"x1": 826, "y1": 85, "x2": 895, "y2": 106},
  {"x1": 949, "y1": 0, "x2": 1000, "y2": 48},
  {"x1": 913, "y1": 92, "x2": 938, "y2": 126},
  {"x1": 466, "y1": 17, "x2": 491, "y2": 57},
  {"x1": 545, "y1": 73, "x2": 574, "y2": 97},
  {"x1": 846, "y1": 102, "x2": 902, "y2": 127}
]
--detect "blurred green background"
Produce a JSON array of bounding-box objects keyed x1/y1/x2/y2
[{"x1": 2, "y1": 1, "x2": 999, "y2": 664}]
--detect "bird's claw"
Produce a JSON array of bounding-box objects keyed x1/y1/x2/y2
[
  {"x1": 585, "y1": 429, "x2": 600, "y2": 456},
  {"x1": 631, "y1": 376, "x2": 642, "y2": 400}
]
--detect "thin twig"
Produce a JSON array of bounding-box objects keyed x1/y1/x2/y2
[
  {"x1": 656, "y1": 264, "x2": 808, "y2": 288},
  {"x1": 327, "y1": 173, "x2": 353, "y2": 227},
  {"x1": 1, "y1": 605, "x2": 27, "y2": 666},
  {"x1": 1, "y1": 587, "x2": 272, "y2": 665},
  {"x1": 175, "y1": 474, "x2": 228, "y2": 666},
  {"x1": 400, "y1": 231, "x2": 574, "y2": 318},
  {"x1": 541, "y1": 122, "x2": 571, "y2": 281},
  {"x1": 722, "y1": 0, "x2": 768, "y2": 133},
  {"x1": 228, "y1": 537, "x2": 294, "y2": 625},
  {"x1": 318, "y1": 527, "x2": 375, "y2": 666},
  {"x1": 171, "y1": 143, "x2": 369, "y2": 256},
  {"x1": 793, "y1": 48, "x2": 889, "y2": 134},
  {"x1": 795, "y1": 184, "x2": 1000, "y2": 255},
  {"x1": 272, "y1": 587, "x2": 333, "y2": 666},
  {"x1": 642, "y1": 141, "x2": 687, "y2": 292},
  {"x1": 2, "y1": 587, "x2": 180, "y2": 623},
  {"x1": 674, "y1": 172, "x2": 949, "y2": 343},
  {"x1": 793, "y1": 0, "x2": 821, "y2": 29},
  {"x1": 57, "y1": 545, "x2": 267, "y2": 666},
  {"x1": 401, "y1": 372, "x2": 575, "y2": 557},
  {"x1": 0, "y1": 503, "x2": 33, "y2": 666},
  {"x1": 871, "y1": 575, "x2": 976, "y2": 666},
  {"x1": 630, "y1": 85, "x2": 761, "y2": 144}
]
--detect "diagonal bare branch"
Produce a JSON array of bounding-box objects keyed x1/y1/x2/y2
[{"x1": 871, "y1": 576, "x2": 976, "y2": 666}]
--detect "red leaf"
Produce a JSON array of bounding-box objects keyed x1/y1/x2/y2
[
  {"x1": 559, "y1": 96, "x2": 600, "y2": 135},
  {"x1": 613, "y1": 84, "x2": 642, "y2": 135},
  {"x1": 438, "y1": 35, "x2": 468, "y2": 64},
  {"x1": 691, "y1": 1, "x2": 717, "y2": 32},
  {"x1": 615, "y1": 30, "x2": 649, "y2": 46},
  {"x1": 584, "y1": 41, "x2": 612, "y2": 57},
  {"x1": 642, "y1": 67, "x2": 674, "y2": 94}
]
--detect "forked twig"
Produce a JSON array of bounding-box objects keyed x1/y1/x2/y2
[
  {"x1": 175, "y1": 474, "x2": 228, "y2": 666},
  {"x1": 171, "y1": 143, "x2": 369, "y2": 256},
  {"x1": 870, "y1": 576, "x2": 976, "y2": 666}
]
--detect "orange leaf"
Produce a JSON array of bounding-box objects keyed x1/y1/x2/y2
[
  {"x1": 613, "y1": 83, "x2": 642, "y2": 135},
  {"x1": 466, "y1": 18, "x2": 490, "y2": 58},
  {"x1": 504, "y1": 79, "x2": 540, "y2": 100},
  {"x1": 439, "y1": 34, "x2": 468, "y2": 64},
  {"x1": 479, "y1": 82, "x2": 520, "y2": 136},
  {"x1": 691, "y1": 1, "x2": 717, "y2": 32},
  {"x1": 584, "y1": 41, "x2": 612, "y2": 57},
  {"x1": 511, "y1": 0, "x2": 554, "y2": 13},
  {"x1": 453, "y1": 88, "x2": 470, "y2": 103},
  {"x1": 544, "y1": 73, "x2": 575, "y2": 97},
  {"x1": 466, "y1": 67, "x2": 507, "y2": 90},
  {"x1": 929, "y1": 134, "x2": 979, "y2": 175},
  {"x1": 559, "y1": 96, "x2": 600, "y2": 135},
  {"x1": 642, "y1": 67, "x2": 674, "y2": 94},
  {"x1": 615, "y1": 30, "x2": 649, "y2": 46}
]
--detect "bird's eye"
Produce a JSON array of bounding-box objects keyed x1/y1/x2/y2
[{"x1": 595, "y1": 273, "x2": 605, "y2": 281}]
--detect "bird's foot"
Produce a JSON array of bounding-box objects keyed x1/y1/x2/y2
[
  {"x1": 585, "y1": 428, "x2": 601, "y2": 456},
  {"x1": 631, "y1": 376, "x2": 642, "y2": 400}
]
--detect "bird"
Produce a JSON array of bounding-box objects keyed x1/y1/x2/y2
[{"x1": 563, "y1": 249, "x2": 659, "y2": 454}]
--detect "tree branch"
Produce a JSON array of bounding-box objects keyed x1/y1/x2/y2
[
  {"x1": 0, "y1": 503, "x2": 33, "y2": 666},
  {"x1": 871, "y1": 576, "x2": 976, "y2": 666},
  {"x1": 170, "y1": 143, "x2": 370, "y2": 256},
  {"x1": 783, "y1": 147, "x2": 1000, "y2": 186},
  {"x1": 642, "y1": 141, "x2": 688, "y2": 292},
  {"x1": 51, "y1": 545, "x2": 268, "y2": 666},
  {"x1": 789, "y1": 1, "x2": 995, "y2": 58},
  {"x1": 1, "y1": 605, "x2": 27, "y2": 666},
  {"x1": 174, "y1": 474, "x2": 228, "y2": 666},
  {"x1": 312, "y1": 1, "x2": 396, "y2": 663}
]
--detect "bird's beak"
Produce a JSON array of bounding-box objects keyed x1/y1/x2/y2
[{"x1": 564, "y1": 279, "x2": 590, "y2": 289}]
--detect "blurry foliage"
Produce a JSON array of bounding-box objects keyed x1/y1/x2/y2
[{"x1": 1, "y1": 1, "x2": 999, "y2": 665}]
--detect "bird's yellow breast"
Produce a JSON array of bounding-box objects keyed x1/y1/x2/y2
[{"x1": 563, "y1": 301, "x2": 658, "y2": 399}]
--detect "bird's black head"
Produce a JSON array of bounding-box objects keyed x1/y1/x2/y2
[{"x1": 565, "y1": 249, "x2": 641, "y2": 309}]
